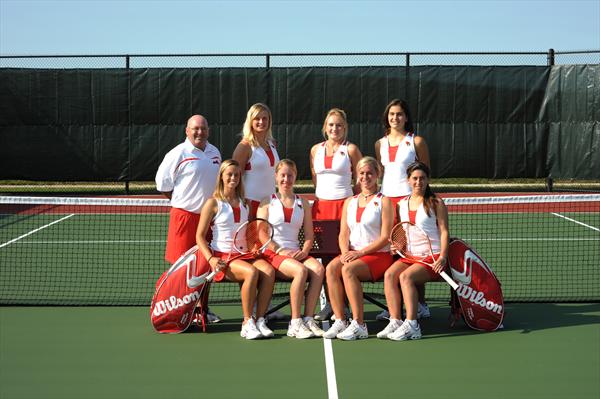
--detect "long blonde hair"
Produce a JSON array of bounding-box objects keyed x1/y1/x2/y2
[
  {"x1": 321, "y1": 108, "x2": 348, "y2": 141},
  {"x1": 213, "y1": 159, "x2": 245, "y2": 202},
  {"x1": 242, "y1": 103, "x2": 274, "y2": 148}
]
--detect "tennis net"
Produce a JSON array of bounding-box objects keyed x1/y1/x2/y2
[{"x1": 0, "y1": 194, "x2": 598, "y2": 305}]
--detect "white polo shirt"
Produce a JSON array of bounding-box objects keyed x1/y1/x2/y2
[{"x1": 155, "y1": 138, "x2": 221, "y2": 213}]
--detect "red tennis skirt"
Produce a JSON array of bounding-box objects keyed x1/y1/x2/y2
[
  {"x1": 312, "y1": 198, "x2": 346, "y2": 220},
  {"x1": 333, "y1": 252, "x2": 393, "y2": 282},
  {"x1": 262, "y1": 249, "x2": 316, "y2": 270}
]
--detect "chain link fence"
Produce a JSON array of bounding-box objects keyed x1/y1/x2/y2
[
  {"x1": 1, "y1": 50, "x2": 598, "y2": 69},
  {"x1": 1, "y1": 50, "x2": 598, "y2": 195}
]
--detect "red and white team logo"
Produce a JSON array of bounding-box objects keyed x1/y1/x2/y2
[{"x1": 448, "y1": 239, "x2": 505, "y2": 332}]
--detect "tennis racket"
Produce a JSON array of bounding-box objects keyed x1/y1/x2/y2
[
  {"x1": 204, "y1": 217, "x2": 274, "y2": 282},
  {"x1": 390, "y1": 221, "x2": 458, "y2": 290}
]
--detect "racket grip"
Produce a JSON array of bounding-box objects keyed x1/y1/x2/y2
[
  {"x1": 440, "y1": 271, "x2": 459, "y2": 290},
  {"x1": 205, "y1": 262, "x2": 226, "y2": 282},
  {"x1": 205, "y1": 270, "x2": 217, "y2": 282}
]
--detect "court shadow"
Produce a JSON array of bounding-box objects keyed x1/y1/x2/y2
[
  {"x1": 185, "y1": 319, "x2": 242, "y2": 334},
  {"x1": 185, "y1": 317, "x2": 289, "y2": 340},
  {"x1": 493, "y1": 302, "x2": 600, "y2": 334},
  {"x1": 364, "y1": 302, "x2": 600, "y2": 338}
]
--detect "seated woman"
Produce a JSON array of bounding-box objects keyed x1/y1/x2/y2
[
  {"x1": 196, "y1": 159, "x2": 276, "y2": 340},
  {"x1": 322, "y1": 156, "x2": 394, "y2": 340},
  {"x1": 377, "y1": 161, "x2": 449, "y2": 341},
  {"x1": 257, "y1": 159, "x2": 325, "y2": 339}
]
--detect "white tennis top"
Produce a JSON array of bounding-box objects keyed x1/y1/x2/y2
[
  {"x1": 210, "y1": 199, "x2": 249, "y2": 253},
  {"x1": 155, "y1": 139, "x2": 221, "y2": 213},
  {"x1": 243, "y1": 141, "x2": 280, "y2": 202},
  {"x1": 398, "y1": 197, "x2": 441, "y2": 254},
  {"x1": 378, "y1": 133, "x2": 417, "y2": 197},
  {"x1": 267, "y1": 194, "x2": 304, "y2": 251},
  {"x1": 346, "y1": 193, "x2": 389, "y2": 252},
  {"x1": 313, "y1": 141, "x2": 353, "y2": 200}
]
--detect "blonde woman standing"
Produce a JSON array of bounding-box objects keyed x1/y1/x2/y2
[
  {"x1": 310, "y1": 108, "x2": 362, "y2": 221},
  {"x1": 232, "y1": 103, "x2": 280, "y2": 220},
  {"x1": 310, "y1": 108, "x2": 362, "y2": 321}
]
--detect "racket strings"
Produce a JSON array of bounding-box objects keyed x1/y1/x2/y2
[
  {"x1": 390, "y1": 225, "x2": 409, "y2": 253},
  {"x1": 234, "y1": 220, "x2": 273, "y2": 253},
  {"x1": 391, "y1": 223, "x2": 431, "y2": 259}
]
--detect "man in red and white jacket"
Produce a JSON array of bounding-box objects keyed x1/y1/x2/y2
[
  {"x1": 155, "y1": 115, "x2": 222, "y2": 322},
  {"x1": 156, "y1": 114, "x2": 221, "y2": 263}
]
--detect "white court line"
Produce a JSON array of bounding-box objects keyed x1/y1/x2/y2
[
  {"x1": 551, "y1": 212, "x2": 600, "y2": 232},
  {"x1": 0, "y1": 214, "x2": 75, "y2": 249},
  {"x1": 320, "y1": 287, "x2": 338, "y2": 399}
]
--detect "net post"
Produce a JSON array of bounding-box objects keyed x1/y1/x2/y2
[
  {"x1": 545, "y1": 176, "x2": 553, "y2": 192},
  {"x1": 547, "y1": 48, "x2": 555, "y2": 66},
  {"x1": 125, "y1": 181, "x2": 130, "y2": 195}
]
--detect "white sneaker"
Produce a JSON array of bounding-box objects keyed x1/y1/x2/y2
[
  {"x1": 256, "y1": 317, "x2": 274, "y2": 338},
  {"x1": 337, "y1": 319, "x2": 369, "y2": 341},
  {"x1": 304, "y1": 317, "x2": 324, "y2": 337},
  {"x1": 206, "y1": 308, "x2": 221, "y2": 323},
  {"x1": 376, "y1": 309, "x2": 390, "y2": 321},
  {"x1": 240, "y1": 319, "x2": 262, "y2": 340},
  {"x1": 287, "y1": 319, "x2": 314, "y2": 339},
  {"x1": 376, "y1": 319, "x2": 403, "y2": 339},
  {"x1": 388, "y1": 320, "x2": 422, "y2": 341},
  {"x1": 418, "y1": 303, "x2": 431, "y2": 319},
  {"x1": 323, "y1": 319, "x2": 348, "y2": 339},
  {"x1": 315, "y1": 303, "x2": 333, "y2": 321}
]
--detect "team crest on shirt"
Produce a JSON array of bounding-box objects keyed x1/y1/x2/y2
[
  {"x1": 405, "y1": 141, "x2": 410, "y2": 146},
  {"x1": 340, "y1": 151, "x2": 345, "y2": 156},
  {"x1": 211, "y1": 156, "x2": 221, "y2": 165}
]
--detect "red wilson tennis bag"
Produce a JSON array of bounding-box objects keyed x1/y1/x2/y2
[
  {"x1": 150, "y1": 245, "x2": 211, "y2": 333},
  {"x1": 448, "y1": 239, "x2": 505, "y2": 332}
]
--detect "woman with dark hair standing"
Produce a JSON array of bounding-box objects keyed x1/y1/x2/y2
[{"x1": 375, "y1": 99, "x2": 431, "y2": 321}]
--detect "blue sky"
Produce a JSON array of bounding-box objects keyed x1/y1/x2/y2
[{"x1": 1, "y1": 0, "x2": 598, "y2": 55}]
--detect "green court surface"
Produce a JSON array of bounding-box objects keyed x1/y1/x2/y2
[{"x1": 1, "y1": 303, "x2": 599, "y2": 399}]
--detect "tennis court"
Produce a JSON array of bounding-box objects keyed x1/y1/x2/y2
[{"x1": 1, "y1": 194, "x2": 599, "y2": 398}]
